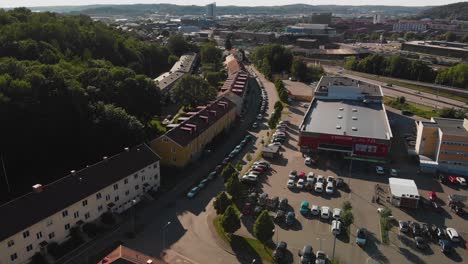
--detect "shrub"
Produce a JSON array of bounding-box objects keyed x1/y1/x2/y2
[
  {"x1": 220, "y1": 205, "x2": 241, "y2": 234},
  {"x1": 213, "y1": 192, "x2": 232, "y2": 215},
  {"x1": 253, "y1": 210, "x2": 275, "y2": 242},
  {"x1": 342, "y1": 201, "x2": 352, "y2": 211}
]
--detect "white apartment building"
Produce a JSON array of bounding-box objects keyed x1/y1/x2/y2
[{"x1": 0, "y1": 144, "x2": 161, "y2": 264}]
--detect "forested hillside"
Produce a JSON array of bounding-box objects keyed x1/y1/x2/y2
[
  {"x1": 0, "y1": 8, "x2": 171, "y2": 202},
  {"x1": 416, "y1": 2, "x2": 468, "y2": 20}
]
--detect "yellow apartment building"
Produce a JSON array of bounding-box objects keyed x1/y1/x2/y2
[
  {"x1": 415, "y1": 117, "x2": 468, "y2": 175},
  {"x1": 150, "y1": 97, "x2": 237, "y2": 167}
]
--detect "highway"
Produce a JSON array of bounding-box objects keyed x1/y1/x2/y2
[{"x1": 322, "y1": 65, "x2": 467, "y2": 110}]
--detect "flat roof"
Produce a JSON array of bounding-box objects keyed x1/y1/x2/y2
[
  {"x1": 301, "y1": 100, "x2": 392, "y2": 140},
  {"x1": 421, "y1": 117, "x2": 468, "y2": 137},
  {"x1": 405, "y1": 41, "x2": 468, "y2": 52},
  {"x1": 389, "y1": 178, "x2": 419, "y2": 198}
]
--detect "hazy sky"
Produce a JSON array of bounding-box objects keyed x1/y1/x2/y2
[{"x1": 0, "y1": 0, "x2": 465, "y2": 8}]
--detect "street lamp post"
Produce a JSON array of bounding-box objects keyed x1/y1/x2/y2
[
  {"x1": 162, "y1": 221, "x2": 172, "y2": 255},
  {"x1": 131, "y1": 199, "x2": 136, "y2": 235},
  {"x1": 331, "y1": 234, "x2": 337, "y2": 262}
]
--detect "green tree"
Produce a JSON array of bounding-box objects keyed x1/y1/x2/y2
[
  {"x1": 438, "y1": 107, "x2": 466, "y2": 119},
  {"x1": 462, "y1": 34, "x2": 468, "y2": 43},
  {"x1": 221, "y1": 163, "x2": 235, "y2": 182},
  {"x1": 220, "y1": 205, "x2": 241, "y2": 234},
  {"x1": 306, "y1": 65, "x2": 324, "y2": 82},
  {"x1": 168, "y1": 54, "x2": 179, "y2": 65},
  {"x1": 344, "y1": 56, "x2": 358, "y2": 70},
  {"x1": 171, "y1": 75, "x2": 217, "y2": 107},
  {"x1": 167, "y1": 34, "x2": 190, "y2": 56},
  {"x1": 444, "y1": 31, "x2": 457, "y2": 42},
  {"x1": 291, "y1": 56, "x2": 307, "y2": 81},
  {"x1": 274, "y1": 101, "x2": 283, "y2": 111},
  {"x1": 253, "y1": 210, "x2": 275, "y2": 242},
  {"x1": 205, "y1": 71, "x2": 223, "y2": 87},
  {"x1": 404, "y1": 32, "x2": 416, "y2": 41},
  {"x1": 225, "y1": 174, "x2": 242, "y2": 199},
  {"x1": 390, "y1": 33, "x2": 400, "y2": 41},
  {"x1": 200, "y1": 42, "x2": 222, "y2": 64},
  {"x1": 342, "y1": 201, "x2": 352, "y2": 211},
  {"x1": 213, "y1": 192, "x2": 232, "y2": 215},
  {"x1": 341, "y1": 210, "x2": 354, "y2": 227},
  {"x1": 224, "y1": 37, "x2": 233, "y2": 50}
]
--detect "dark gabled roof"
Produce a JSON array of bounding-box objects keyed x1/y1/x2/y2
[
  {"x1": 0, "y1": 144, "x2": 159, "y2": 242},
  {"x1": 220, "y1": 71, "x2": 249, "y2": 97},
  {"x1": 164, "y1": 97, "x2": 236, "y2": 147}
]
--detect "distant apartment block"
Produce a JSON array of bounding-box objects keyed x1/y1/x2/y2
[
  {"x1": 392, "y1": 20, "x2": 427, "y2": 32},
  {"x1": 0, "y1": 144, "x2": 160, "y2": 264},
  {"x1": 151, "y1": 97, "x2": 237, "y2": 167},
  {"x1": 416, "y1": 117, "x2": 468, "y2": 176},
  {"x1": 285, "y1": 23, "x2": 337, "y2": 37},
  {"x1": 206, "y1": 2, "x2": 216, "y2": 18}
]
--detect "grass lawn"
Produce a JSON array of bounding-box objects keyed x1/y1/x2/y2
[
  {"x1": 350, "y1": 71, "x2": 468, "y2": 103},
  {"x1": 379, "y1": 217, "x2": 390, "y2": 245},
  {"x1": 384, "y1": 96, "x2": 439, "y2": 119},
  {"x1": 213, "y1": 215, "x2": 275, "y2": 263}
]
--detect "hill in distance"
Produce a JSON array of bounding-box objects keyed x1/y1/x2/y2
[{"x1": 417, "y1": 1, "x2": 468, "y2": 20}]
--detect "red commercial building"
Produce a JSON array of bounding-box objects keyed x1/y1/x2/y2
[{"x1": 299, "y1": 76, "x2": 393, "y2": 162}]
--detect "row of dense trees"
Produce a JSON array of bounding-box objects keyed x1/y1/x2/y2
[
  {"x1": 290, "y1": 56, "x2": 325, "y2": 82},
  {"x1": 345, "y1": 54, "x2": 468, "y2": 88},
  {"x1": 251, "y1": 44, "x2": 293, "y2": 79},
  {"x1": 0, "y1": 9, "x2": 181, "y2": 201}
]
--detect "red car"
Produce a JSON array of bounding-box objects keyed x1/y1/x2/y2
[
  {"x1": 448, "y1": 176, "x2": 458, "y2": 184},
  {"x1": 298, "y1": 171, "x2": 306, "y2": 179},
  {"x1": 429, "y1": 191, "x2": 437, "y2": 201},
  {"x1": 252, "y1": 166, "x2": 265, "y2": 172},
  {"x1": 242, "y1": 203, "x2": 252, "y2": 215}
]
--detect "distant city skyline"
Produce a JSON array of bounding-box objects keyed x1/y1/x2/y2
[{"x1": 0, "y1": 0, "x2": 465, "y2": 8}]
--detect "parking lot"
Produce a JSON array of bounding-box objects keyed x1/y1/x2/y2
[{"x1": 243, "y1": 101, "x2": 467, "y2": 264}]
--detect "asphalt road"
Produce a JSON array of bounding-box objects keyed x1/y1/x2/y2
[{"x1": 322, "y1": 65, "x2": 467, "y2": 110}]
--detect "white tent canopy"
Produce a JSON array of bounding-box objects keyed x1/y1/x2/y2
[{"x1": 389, "y1": 178, "x2": 420, "y2": 199}]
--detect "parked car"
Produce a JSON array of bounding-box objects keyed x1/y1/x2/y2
[
  {"x1": 242, "y1": 203, "x2": 253, "y2": 215},
  {"x1": 254, "y1": 161, "x2": 270, "y2": 168},
  {"x1": 256, "y1": 114, "x2": 263, "y2": 120},
  {"x1": 335, "y1": 178, "x2": 344, "y2": 187},
  {"x1": 207, "y1": 171, "x2": 217, "y2": 180},
  {"x1": 289, "y1": 170, "x2": 298, "y2": 179},
  {"x1": 274, "y1": 210, "x2": 285, "y2": 223},
  {"x1": 298, "y1": 245, "x2": 314, "y2": 264},
  {"x1": 300, "y1": 201, "x2": 310, "y2": 215},
  {"x1": 279, "y1": 198, "x2": 289, "y2": 210},
  {"x1": 331, "y1": 220, "x2": 341, "y2": 235},
  {"x1": 439, "y1": 239, "x2": 452, "y2": 253},
  {"x1": 457, "y1": 177, "x2": 467, "y2": 186},
  {"x1": 273, "y1": 241, "x2": 288, "y2": 262},
  {"x1": 316, "y1": 175, "x2": 324, "y2": 183},
  {"x1": 252, "y1": 122, "x2": 258, "y2": 128},
  {"x1": 269, "y1": 142, "x2": 282, "y2": 147},
  {"x1": 286, "y1": 211, "x2": 295, "y2": 226},
  {"x1": 325, "y1": 182, "x2": 334, "y2": 194},
  {"x1": 376, "y1": 166, "x2": 385, "y2": 175},
  {"x1": 287, "y1": 179, "x2": 295, "y2": 189},
  {"x1": 252, "y1": 166, "x2": 266, "y2": 172},
  {"x1": 356, "y1": 228, "x2": 367, "y2": 246},
  {"x1": 241, "y1": 174, "x2": 258, "y2": 182},
  {"x1": 446, "y1": 228, "x2": 461, "y2": 243},
  {"x1": 297, "y1": 179, "x2": 306, "y2": 189},
  {"x1": 332, "y1": 208, "x2": 342, "y2": 220},
  {"x1": 421, "y1": 223, "x2": 430, "y2": 237},
  {"x1": 305, "y1": 157, "x2": 312, "y2": 165},
  {"x1": 390, "y1": 169, "x2": 398, "y2": 176},
  {"x1": 399, "y1": 221, "x2": 409, "y2": 233},
  {"x1": 321, "y1": 206, "x2": 330, "y2": 219},
  {"x1": 311, "y1": 205, "x2": 320, "y2": 216},
  {"x1": 326, "y1": 176, "x2": 334, "y2": 184},
  {"x1": 415, "y1": 236, "x2": 427, "y2": 250},
  {"x1": 315, "y1": 251, "x2": 327, "y2": 264},
  {"x1": 448, "y1": 176, "x2": 458, "y2": 184},
  {"x1": 411, "y1": 222, "x2": 422, "y2": 237},
  {"x1": 307, "y1": 172, "x2": 315, "y2": 184},
  {"x1": 298, "y1": 171, "x2": 306, "y2": 179},
  {"x1": 315, "y1": 182, "x2": 324, "y2": 193},
  {"x1": 429, "y1": 191, "x2": 437, "y2": 201},
  {"x1": 198, "y1": 178, "x2": 209, "y2": 188},
  {"x1": 187, "y1": 187, "x2": 200, "y2": 198}
]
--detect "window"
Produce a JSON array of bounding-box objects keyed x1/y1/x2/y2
[
  {"x1": 26, "y1": 244, "x2": 33, "y2": 252},
  {"x1": 7, "y1": 240, "x2": 14, "y2": 247},
  {"x1": 62, "y1": 210, "x2": 68, "y2": 217},
  {"x1": 113, "y1": 184, "x2": 119, "y2": 190},
  {"x1": 114, "y1": 196, "x2": 120, "y2": 202},
  {"x1": 142, "y1": 176, "x2": 146, "y2": 181},
  {"x1": 36, "y1": 232, "x2": 42, "y2": 239},
  {"x1": 141, "y1": 169, "x2": 145, "y2": 173},
  {"x1": 82, "y1": 200, "x2": 88, "y2": 207},
  {"x1": 98, "y1": 205, "x2": 103, "y2": 212},
  {"x1": 23, "y1": 230, "x2": 30, "y2": 238},
  {"x1": 105, "y1": 194, "x2": 111, "y2": 201},
  {"x1": 10, "y1": 253, "x2": 17, "y2": 261},
  {"x1": 74, "y1": 211, "x2": 79, "y2": 218},
  {"x1": 65, "y1": 224, "x2": 70, "y2": 230},
  {"x1": 153, "y1": 164, "x2": 158, "y2": 169},
  {"x1": 96, "y1": 193, "x2": 102, "y2": 199},
  {"x1": 172, "y1": 157, "x2": 176, "y2": 162},
  {"x1": 48, "y1": 232, "x2": 55, "y2": 239},
  {"x1": 134, "y1": 174, "x2": 138, "y2": 179},
  {"x1": 46, "y1": 219, "x2": 53, "y2": 227},
  {"x1": 85, "y1": 212, "x2": 90, "y2": 219},
  {"x1": 163, "y1": 137, "x2": 169, "y2": 142},
  {"x1": 154, "y1": 174, "x2": 159, "y2": 181},
  {"x1": 124, "y1": 179, "x2": 128, "y2": 184},
  {"x1": 171, "y1": 147, "x2": 176, "y2": 153},
  {"x1": 125, "y1": 190, "x2": 130, "y2": 196},
  {"x1": 135, "y1": 185, "x2": 139, "y2": 190}
]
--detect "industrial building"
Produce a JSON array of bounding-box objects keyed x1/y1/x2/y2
[
  {"x1": 401, "y1": 41, "x2": 468, "y2": 60},
  {"x1": 415, "y1": 117, "x2": 468, "y2": 176},
  {"x1": 299, "y1": 76, "x2": 393, "y2": 162}
]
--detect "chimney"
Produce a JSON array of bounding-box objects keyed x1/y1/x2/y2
[
  {"x1": 146, "y1": 260, "x2": 153, "y2": 264},
  {"x1": 124, "y1": 147, "x2": 129, "y2": 152},
  {"x1": 103, "y1": 156, "x2": 108, "y2": 160},
  {"x1": 70, "y1": 170, "x2": 76, "y2": 176},
  {"x1": 32, "y1": 184, "x2": 43, "y2": 193}
]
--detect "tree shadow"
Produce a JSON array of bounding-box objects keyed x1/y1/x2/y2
[
  {"x1": 362, "y1": 231, "x2": 389, "y2": 264},
  {"x1": 229, "y1": 235, "x2": 264, "y2": 264}
]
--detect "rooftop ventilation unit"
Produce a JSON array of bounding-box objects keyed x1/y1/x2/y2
[
  {"x1": 339, "y1": 108, "x2": 344, "y2": 111},
  {"x1": 336, "y1": 125, "x2": 341, "y2": 129},
  {"x1": 337, "y1": 115, "x2": 343, "y2": 119},
  {"x1": 352, "y1": 108, "x2": 357, "y2": 112},
  {"x1": 352, "y1": 116, "x2": 357, "y2": 120},
  {"x1": 352, "y1": 127, "x2": 358, "y2": 131}
]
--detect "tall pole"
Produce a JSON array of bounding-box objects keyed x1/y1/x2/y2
[
  {"x1": 331, "y1": 234, "x2": 337, "y2": 261},
  {"x1": 131, "y1": 200, "x2": 136, "y2": 235},
  {"x1": 162, "y1": 221, "x2": 171, "y2": 255},
  {"x1": 1, "y1": 154, "x2": 10, "y2": 193}
]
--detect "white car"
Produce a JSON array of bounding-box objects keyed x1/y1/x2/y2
[
  {"x1": 306, "y1": 172, "x2": 315, "y2": 184},
  {"x1": 256, "y1": 114, "x2": 263, "y2": 120},
  {"x1": 325, "y1": 182, "x2": 334, "y2": 194},
  {"x1": 296, "y1": 179, "x2": 305, "y2": 189},
  {"x1": 311, "y1": 205, "x2": 320, "y2": 216},
  {"x1": 376, "y1": 166, "x2": 384, "y2": 175},
  {"x1": 268, "y1": 142, "x2": 282, "y2": 147},
  {"x1": 456, "y1": 177, "x2": 467, "y2": 186},
  {"x1": 321, "y1": 206, "x2": 330, "y2": 219},
  {"x1": 305, "y1": 157, "x2": 312, "y2": 165},
  {"x1": 254, "y1": 161, "x2": 270, "y2": 168},
  {"x1": 248, "y1": 170, "x2": 261, "y2": 176},
  {"x1": 331, "y1": 220, "x2": 341, "y2": 235},
  {"x1": 287, "y1": 179, "x2": 295, "y2": 189},
  {"x1": 241, "y1": 174, "x2": 258, "y2": 182},
  {"x1": 252, "y1": 122, "x2": 258, "y2": 128},
  {"x1": 390, "y1": 169, "x2": 398, "y2": 176},
  {"x1": 326, "y1": 176, "x2": 334, "y2": 184},
  {"x1": 332, "y1": 208, "x2": 342, "y2": 220},
  {"x1": 315, "y1": 182, "x2": 324, "y2": 193},
  {"x1": 446, "y1": 228, "x2": 461, "y2": 242},
  {"x1": 274, "y1": 132, "x2": 286, "y2": 137},
  {"x1": 316, "y1": 175, "x2": 324, "y2": 183}
]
